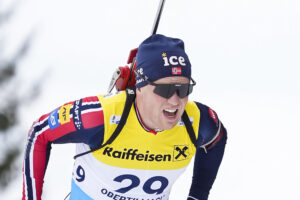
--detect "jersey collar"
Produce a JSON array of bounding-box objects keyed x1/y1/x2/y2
[{"x1": 134, "y1": 101, "x2": 162, "y2": 135}]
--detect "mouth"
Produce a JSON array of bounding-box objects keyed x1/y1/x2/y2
[{"x1": 163, "y1": 109, "x2": 178, "y2": 119}]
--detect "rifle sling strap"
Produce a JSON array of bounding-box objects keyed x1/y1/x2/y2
[{"x1": 74, "y1": 88, "x2": 136, "y2": 159}]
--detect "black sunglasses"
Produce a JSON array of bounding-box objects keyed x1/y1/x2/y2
[{"x1": 135, "y1": 71, "x2": 196, "y2": 99}]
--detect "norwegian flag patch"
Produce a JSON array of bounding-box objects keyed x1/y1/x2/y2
[{"x1": 172, "y1": 67, "x2": 182, "y2": 75}]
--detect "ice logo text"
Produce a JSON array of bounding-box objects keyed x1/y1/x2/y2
[{"x1": 162, "y1": 52, "x2": 186, "y2": 67}]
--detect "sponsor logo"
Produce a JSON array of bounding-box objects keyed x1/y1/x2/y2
[
  {"x1": 110, "y1": 115, "x2": 121, "y2": 125},
  {"x1": 73, "y1": 100, "x2": 83, "y2": 130},
  {"x1": 162, "y1": 52, "x2": 186, "y2": 67},
  {"x1": 177, "y1": 117, "x2": 193, "y2": 126},
  {"x1": 172, "y1": 67, "x2": 182, "y2": 75},
  {"x1": 135, "y1": 68, "x2": 149, "y2": 85},
  {"x1": 100, "y1": 188, "x2": 138, "y2": 200},
  {"x1": 59, "y1": 104, "x2": 72, "y2": 125},
  {"x1": 48, "y1": 109, "x2": 59, "y2": 129},
  {"x1": 102, "y1": 147, "x2": 172, "y2": 162},
  {"x1": 127, "y1": 88, "x2": 135, "y2": 95},
  {"x1": 136, "y1": 68, "x2": 143, "y2": 75},
  {"x1": 136, "y1": 77, "x2": 146, "y2": 84},
  {"x1": 100, "y1": 187, "x2": 166, "y2": 200},
  {"x1": 173, "y1": 145, "x2": 190, "y2": 161}
]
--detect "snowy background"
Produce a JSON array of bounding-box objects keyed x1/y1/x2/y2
[{"x1": 1, "y1": 0, "x2": 300, "y2": 199}]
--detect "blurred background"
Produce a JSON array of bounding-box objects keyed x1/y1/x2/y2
[{"x1": 0, "y1": 0, "x2": 299, "y2": 199}]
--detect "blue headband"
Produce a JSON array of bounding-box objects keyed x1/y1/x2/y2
[{"x1": 135, "y1": 34, "x2": 192, "y2": 88}]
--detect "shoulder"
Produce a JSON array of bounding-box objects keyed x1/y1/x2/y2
[
  {"x1": 96, "y1": 90, "x2": 130, "y2": 126},
  {"x1": 193, "y1": 101, "x2": 223, "y2": 148},
  {"x1": 98, "y1": 91, "x2": 127, "y2": 107},
  {"x1": 69, "y1": 95, "x2": 104, "y2": 131}
]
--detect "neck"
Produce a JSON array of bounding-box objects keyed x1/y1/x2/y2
[{"x1": 135, "y1": 100, "x2": 162, "y2": 134}]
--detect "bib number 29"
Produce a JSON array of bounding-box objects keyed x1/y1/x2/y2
[{"x1": 114, "y1": 174, "x2": 169, "y2": 195}]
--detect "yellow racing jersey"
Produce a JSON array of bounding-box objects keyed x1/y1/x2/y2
[
  {"x1": 71, "y1": 90, "x2": 201, "y2": 200},
  {"x1": 22, "y1": 90, "x2": 226, "y2": 200}
]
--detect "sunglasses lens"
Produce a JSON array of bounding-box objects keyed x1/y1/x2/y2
[
  {"x1": 177, "y1": 85, "x2": 190, "y2": 98},
  {"x1": 153, "y1": 84, "x2": 175, "y2": 98},
  {"x1": 153, "y1": 84, "x2": 193, "y2": 99}
]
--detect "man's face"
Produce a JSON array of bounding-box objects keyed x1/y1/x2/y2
[{"x1": 136, "y1": 76, "x2": 190, "y2": 131}]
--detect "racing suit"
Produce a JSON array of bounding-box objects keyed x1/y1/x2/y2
[{"x1": 22, "y1": 90, "x2": 227, "y2": 200}]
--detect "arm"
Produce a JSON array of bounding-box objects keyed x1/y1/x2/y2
[
  {"x1": 187, "y1": 103, "x2": 227, "y2": 200},
  {"x1": 188, "y1": 124, "x2": 227, "y2": 200},
  {"x1": 22, "y1": 96, "x2": 104, "y2": 200}
]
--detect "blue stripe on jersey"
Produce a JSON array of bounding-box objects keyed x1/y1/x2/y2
[
  {"x1": 53, "y1": 125, "x2": 104, "y2": 149},
  {"x1": 70, "y1": 180, "x2": 94, "y2": 200},
  {"x1": 81, "y1": 101, "x2": 101, "y2": 110},
  {"x1": 24, "y1": 156, "x2": 33, "y2": 199},
  {"x1": 70, "y1": 99, "x2": 101, "y2": 116},
  {"x1": 24, "y1": 124, "x2": 44, "y2": 199}
]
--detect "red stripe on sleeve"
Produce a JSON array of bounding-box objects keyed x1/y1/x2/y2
[
  {"x1": 82, "y1": 110, "x2": 104, "y2": 129},
  {"x1": 82, "y1": 96, "x2": 99, "y2": 103},
  {"x1": 206, "y1": 128, "x2": 224, "y2": 150},
  {"x1": 32, "y1": 137, "x2": 47, "y2": 200},
  {"x1": 22, "y1": 173, "x2": 25, "y2": 200},
  {"x1": 43, "y1": 120, "x2": 77, "y2": 141},
  {"x1": 38, "y1": 113, "x2": 50, "y2": 123}
]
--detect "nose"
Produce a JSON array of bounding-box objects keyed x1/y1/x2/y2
[{"x1": 167, "y1": 92, "x2": 180, "y2": 105}]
